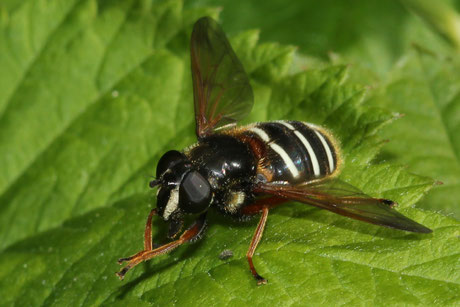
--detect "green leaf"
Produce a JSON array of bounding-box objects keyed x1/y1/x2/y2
[
  {"x1": 0, "y1": 1, "x2": 458, "y2": 306},
  {"x1": 370, "y1": 48, "x2": 460, "y2": 218}
]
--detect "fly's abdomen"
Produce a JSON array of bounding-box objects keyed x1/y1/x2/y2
[{"x1": 239, "y1": 121, "x2": 340, "y2": 184}]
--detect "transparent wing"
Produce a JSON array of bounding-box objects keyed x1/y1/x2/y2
[
  {"x1": 191, "y1": 17, "x2": 254, "y2": 138},
  {"x1": 255, "y1": 179, "x2": 432, "y2": 233}
]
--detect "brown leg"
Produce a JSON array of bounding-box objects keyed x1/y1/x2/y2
[
  {"x1": 241, "y1": 196, "x2": 286, "y2": 215},
  {"x1": 117, "y1": 208, "x2": 158, "y2": 264},
  {"x1": 246, "y1": 206, "x2": 269, "y2": 285},
  {"x1": 143, "y1": 208, "x2": 157, "y2": 251},
  {"x1": 116, "y1": 213, "x2": 207, "y2": 280}
]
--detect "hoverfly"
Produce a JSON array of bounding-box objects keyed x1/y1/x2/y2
[{"x1": 117, "y1": 17, "x2": 432, "y2": 285}]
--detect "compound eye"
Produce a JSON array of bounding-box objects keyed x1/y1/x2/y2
[
  {"x1": 179, "y1": 171, "x2": 212, "y2": 214},
  {"x1": 156, "y1": 150, "x2": 187, "y2": 178}
]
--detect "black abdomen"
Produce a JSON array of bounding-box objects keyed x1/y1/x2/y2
[{"x1": 244, "y1": 121, "x2": 339, "y2": 184}]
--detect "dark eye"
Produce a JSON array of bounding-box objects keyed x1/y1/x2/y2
[
  {"x1": 179, "y1": 171, "x2": 212, "y2": 214},
  {"x1": 156, "y1": 150, "x2": 187, "y2": 178}
]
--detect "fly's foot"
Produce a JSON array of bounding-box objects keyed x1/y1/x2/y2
[{"x1": 255, "y1": 274, "x2": 267, "y2": 286}]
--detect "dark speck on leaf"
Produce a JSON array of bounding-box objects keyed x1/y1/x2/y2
[{"x1": 219, "y1": 249, "x2": 234, "y2": 260}]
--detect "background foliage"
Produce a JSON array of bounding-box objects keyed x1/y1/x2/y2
[{"x1": 0, "y1": 0, "x2": 458, "y2": 306}]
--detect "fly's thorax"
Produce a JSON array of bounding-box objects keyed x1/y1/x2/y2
[
  {"x1": 182, "y1": 134, "x2": 259, "y2": 216},
  {"x1": 185, "y1": 134, "x2": 258, "y2": 188}
]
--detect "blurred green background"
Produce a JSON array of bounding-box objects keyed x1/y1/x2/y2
[{"x1": 188, "y1": 0, "x2": 459, "y2": 74}]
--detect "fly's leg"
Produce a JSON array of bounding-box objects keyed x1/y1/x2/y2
[
  {"x1": 116, "y1": 213, "x2": 207, "y2": 280},
  {"x1": 117, "y1": 208, "x2": 157, "y2": 264},
  {"x1": 246, "y1": 206, "x2": 269, "y2": 285},
  {"x1": 240, "y1": 196, "x2": 286, "y2": 215},
  {"x1": 240, "y1": 196, "x2": 287, "y2": 285},
  {"x1": 143, "y1": 208, "x2": 157, "y2": 251}
]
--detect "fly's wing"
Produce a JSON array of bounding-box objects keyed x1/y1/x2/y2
[
  {"x1": 255, "y1": 179, "x2": 432, "y2": 233},
  {"x1": 191, "y1": 17, "x2": 254, "y2": 138}
]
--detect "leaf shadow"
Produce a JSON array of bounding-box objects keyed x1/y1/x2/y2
[
  {"x1": 373, "y1": 149, "x2": 400, "y2": 164},
  {"x1": 115, "y1": 238, "x2": 205, "y2": 300},
  {"x1": 111, "y1": 196, "x2": 255, "y2": 300},
  {"x1": 273, "y1": 204, "x2": 432, "y2": 241}
]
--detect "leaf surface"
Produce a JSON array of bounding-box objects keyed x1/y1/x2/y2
[
  {"x1": 0, "y1": 1, "x2": 458, "y2": 306},
  {"x1": 369, "y1": 49, "x2": 460, "y2": 218}
]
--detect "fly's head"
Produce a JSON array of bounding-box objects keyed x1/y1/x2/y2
[{"x1": 151, "y1": 150, "x2": 212, "y2": 236}]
